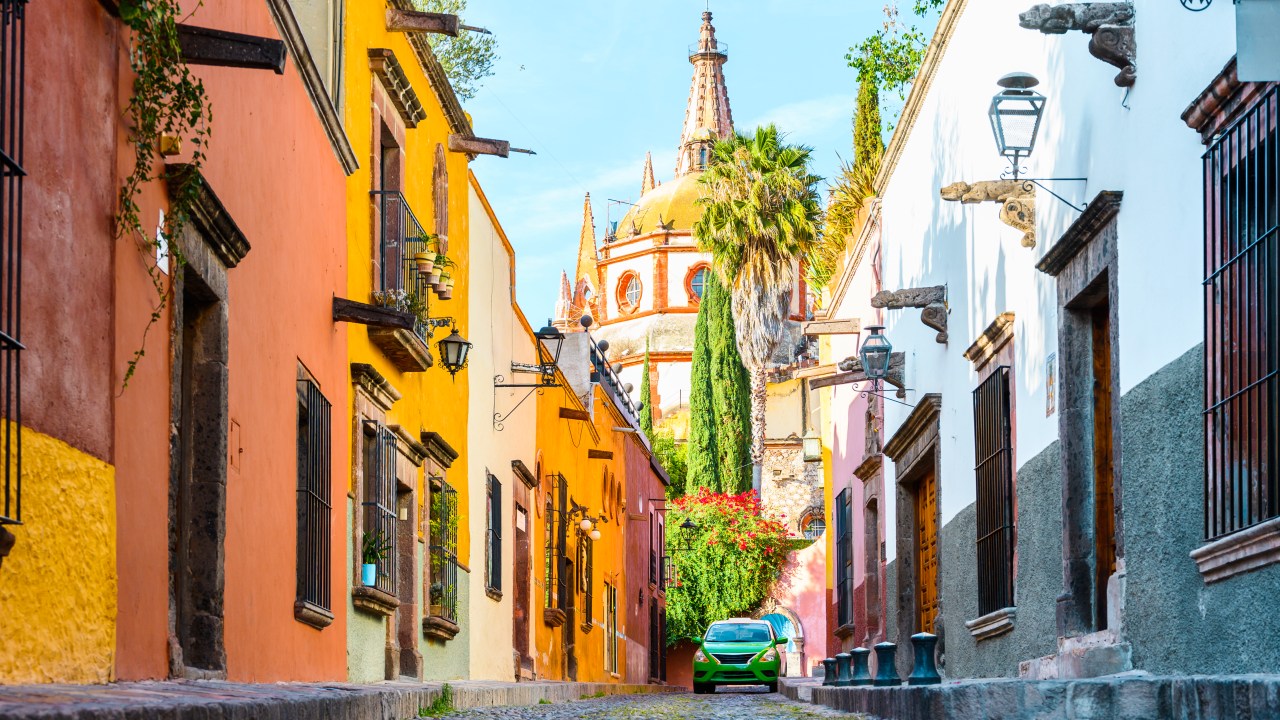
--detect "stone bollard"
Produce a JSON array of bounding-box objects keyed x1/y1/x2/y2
[
  {"x1": 834, "y1": 652, "x2": 853, "y2": 687},
  {"x1": 821, "y1": 658, "x2": 837, "y2": 686},
  {"x1": 850, "y1": 647, "x2": 873, "y2": 686},
  {"x1": 908, "y1": 632, "x2": 942, "y2": 685},
  {"x1": 872, "y1": 642, "x2": 901, "y2": 687}
]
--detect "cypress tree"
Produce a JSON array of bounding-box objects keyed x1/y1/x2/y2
[
  {"x1": 707, "y1": 275, "x2": 753, "y2": 494},
  {"x1": 685, "y1": 279, "x2": 720, "y2": 493},
  {"x1": 639, "y1": 338, "x2": 654, "y2": 438},
  {"x1": 853, "y1": 78, "x2": 884, "y2": 169}
]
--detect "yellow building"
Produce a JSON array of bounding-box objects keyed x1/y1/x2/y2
[{"x1": 337, "y1": 1, "x2": 478, "y2": 682}]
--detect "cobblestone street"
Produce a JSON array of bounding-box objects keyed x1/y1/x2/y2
[{"x1": 434, "y1": 687, "x2": 857, "y2": 720}]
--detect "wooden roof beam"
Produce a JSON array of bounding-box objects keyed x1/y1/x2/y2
[{"x1": 386, "y1": 8, "x2": 461, "y2": 36}]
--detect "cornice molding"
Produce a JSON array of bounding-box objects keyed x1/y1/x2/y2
[
  {"x1": 264, "y1": 0, "x2": 358, "y2": 174},
  {"x1": 963, "y1": 312, "x2": 1015, "y2": 370},
  {"x1": 368, "y1": 48, "x2": 427, "y2": 128},
  {"x1": 1036, "y1": 191, "x2": 1123, "y2": 277},
  {"x1": 883, "y1": 394, "x2": 942, "y2": 460},
  {"x1": 165, "y1": 163, "x2": 250, "y2": 268},
  {"x1": 351, "y1": 362, "x2": 401, "y2": 412},
  {"x1": 388, "y1": 424, "x2": 428, "y2": 466},
  {"x1": 421, "y1": 430, "x2": 459, "y2": 468}
]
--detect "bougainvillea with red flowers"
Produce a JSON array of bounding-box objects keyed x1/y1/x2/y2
[{"x1": 664, "y1": 488, "x2": 790, "y2": 644}]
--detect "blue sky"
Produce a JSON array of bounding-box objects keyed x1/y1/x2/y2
[{"x1": 464, "y1": 1, "x2": 887, "y2": 320}]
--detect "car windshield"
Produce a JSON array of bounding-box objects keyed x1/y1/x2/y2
[{"x1": 705, "y1": 623, "x2": 772, "y2": 643}]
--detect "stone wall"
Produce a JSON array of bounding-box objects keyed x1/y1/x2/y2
[{"x1": 762, "y1": 442, "x2": 823, "y2": 533}]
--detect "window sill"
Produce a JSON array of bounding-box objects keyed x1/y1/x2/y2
[
  {"x1": 486, "y1": 587, "x2": 503, "y2": 602},
  {"x1": 833, "y1": 622, "x2": 857, "y2": 640},
  {"x1": 424, "y1": 615, "x2": 460, "y2": 641},
  {"x1": 368, "y1": 326, "x2": 433, "y2": 373},
  {"x1": 352, "y1": 585, "x2": 400, "y2": 617},
  {"x1": 965, "y1": 607, "x2": 1016, "y2": 641},
  {"x1": 544, "y1": 608, "x2": 566, "y2": 628},
  {"x1": 1190, "y1": 516, "x2": 1280, "y2": 583},
  {"x1": 294, "y1": 600, "x2": 335, "y2": 630}
]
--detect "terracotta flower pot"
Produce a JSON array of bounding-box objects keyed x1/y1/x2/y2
[
  {"x1": 427, "y1": 268, "x2": 442, "y2": 285},
  {"x1": 415, "y1": 252, "x2": 434, "y2": 275},
  {"x1": 439, "y1": 288, "x2": 453, "y2": 300}
]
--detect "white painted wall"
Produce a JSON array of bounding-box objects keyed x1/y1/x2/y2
[
  {"x1": 467, "y1": 184, "x2": 539, "y2": 679},
  {"x1": 874, "y1": 0, "x2": 1236, "y2": 551}
]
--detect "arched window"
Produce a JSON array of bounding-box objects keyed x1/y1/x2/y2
[
  {"x1": 698, "y1": 147, "x2": 707, "y2": 168},
  {"x1": 685, "y1": 264, "x2": 710, "y2": 303},
  {"x1": 617, "y1": 272, "x2": 642, "y2": 314},
  {"x1": 800, "y1": 512, "x2": 825, "y2": 540}
]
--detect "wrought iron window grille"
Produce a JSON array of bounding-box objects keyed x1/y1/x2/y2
[
  {"x1": 973, "y1": 366, "x2": 1015, "y2": 615},
  {"x1": 297, "y1": 379, "x2": 332, "y2": 614},
  {"x1": 0, "y1": 0, "x2": 27, "y2": 532},
  {"x1": 430, "y1": 478, "x2": 460, "y2": 623},
  {"x1": 835, "y1": 488, "x2": 854, "y2": 628},
  {"x1": 362, "y1": 421, "x2": 399, "y2": 596}
]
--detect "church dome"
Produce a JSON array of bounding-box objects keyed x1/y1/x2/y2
[{"x1": 614, "y1": 171, "x2": 705, "y2": 238}]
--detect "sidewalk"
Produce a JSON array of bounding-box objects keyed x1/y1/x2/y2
[
  {"x1": 780, "y1": 673, "x2": 1280, "y2": 720},
  {"x1": 0, "y1": 678, "x2": 681, "y2": 719}
]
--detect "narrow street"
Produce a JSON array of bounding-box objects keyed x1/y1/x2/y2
[{"x1": 432, "y1": 687, "x2": 852, "y2": 720}]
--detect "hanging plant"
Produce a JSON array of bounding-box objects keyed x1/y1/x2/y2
[{"x1": 116, "y1": 0, "x2": 213, "y2": 390}]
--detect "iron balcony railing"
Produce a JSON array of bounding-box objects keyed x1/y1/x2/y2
[
  {"x1": 589, "y1": 340, "x2": 642, "y2": 424},
  {"x1": 371, "y1": 190, "x2": 435, "y2": 342},
  {"x1": 0, "y1": 0, "x2": 27, "y2": 527}
]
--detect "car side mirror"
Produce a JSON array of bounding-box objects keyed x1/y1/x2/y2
[{"x1": 774, "y1": 637, "x2": 787, "y2": 645}]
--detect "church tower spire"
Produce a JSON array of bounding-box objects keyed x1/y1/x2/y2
[
  {"x1": 641, "y1": 152, "x2": 656, "y2": 196},
  {"x1": 676, "y1": 11, "x2": 734, "y2": 177},
  {"x1": 574, "y1": 192, "x2": 598, "y2": 298}
]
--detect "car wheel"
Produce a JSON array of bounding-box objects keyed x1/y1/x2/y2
[
  {"x1": 766, "y1": 681, "x2": 778, "y2": 693},
  {"x1": 692, "y1": 682, "x2": 707, "y2": 694}
]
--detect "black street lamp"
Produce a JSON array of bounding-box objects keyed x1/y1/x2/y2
[
  {"x1": 989, "y1": 72, "x2": 1045, "y2": 179},
  {"x1": 534, "y1": 319, "x2": 565, "y2": 382},
  {"x1": 859, "y1": 325, "x2": 893, "y2": 382},
  {"x1": 437, "y1": 323, "x2": 472, "y2": 378}
]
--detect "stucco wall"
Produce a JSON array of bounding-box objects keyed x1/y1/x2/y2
[{"x1": 0, "y1": 427, "x2": 116, "y2": 684}]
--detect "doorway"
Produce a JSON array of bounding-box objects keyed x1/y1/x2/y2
[
  {"x1": 1090, "y1": 300, "x2": 1117, "y2": 631},
  {"x1": 169, "y1": 266, "x2": 229, "y2": 679},
  {"x1": 914, "y1": 467, "x2": 940, "y2": 634},
  {"x1": 513, "y1": 496, "x2": 531, "y2": 676}
]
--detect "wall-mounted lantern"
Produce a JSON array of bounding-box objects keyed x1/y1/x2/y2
[
  {"x1": 535, "y1": 319, "x2": 565, "y2": 382},
  {"x1": 859, "y1": 325, "x2": 894, "y2": 382},
  {"x1": 989, "y1": 72, "x2": 1045, "y2": 179},
  {"x1": 802, "y1": 428, "x2": 822, "y2": 462},
  {"x1": 437, "y1": 323, "x2": 472, "y2": 377}
]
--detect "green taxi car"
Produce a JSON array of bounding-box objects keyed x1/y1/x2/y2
[{"x1": 692, "y1": 618, "x2": 787, "y2": 693}]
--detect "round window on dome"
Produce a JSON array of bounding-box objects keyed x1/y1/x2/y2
[
  {"x1": 618, "y1": 272, "x2": 642, "y2": 313},
  {"x1": 689, "y1": 266, "x2": 709, "y2": 301}
]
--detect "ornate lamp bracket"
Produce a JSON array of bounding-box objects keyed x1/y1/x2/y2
[
  {"x1": 1019, "y1": 2, "x2": 1136, "y2": 87},
  {"x1": 870, "y1": 285, "x2": 949, "y2": 345},
  {"x1": 940, "y1": 180, "x2": 1038, "y2": 249}
]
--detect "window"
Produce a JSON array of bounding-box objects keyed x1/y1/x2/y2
[
  {"x1": 0, "y1": 0, "x2": 25, "y2": 533},
  {"x1": 604, "y1": 581, "x2": 618, "y2": 674},
  {"x1": 296, "y1": 375, "x2": 333, "y2": 623},
  {"x1": 834, "y1": 488, "x2": 853, "y2": 628},
  {"x1": 429, "y1": 478, "x2": 459, "y2": 623},
  {"x1": 688, "y1": 266, "x2": 708, "y2": 301},
  {"x1": 486, "y1": 473, "x2": 502, "y2": 596},
  {"x1": 617, "y1": 272, "x2": 642, "y2": 314},
  {"x1": 648, "y1": 602, "x2": 661, "y2": 681},
  {"x1": 578, "y1": 529, "x2": 593, "y2": 630},
  {"x1": 286, "y1": 0, "x2": 344, "y2": 105},
  {"x1": 801, "y1": 515, "x2": 826, "y2": 540},
  {"x1": 362, "y1": 422, "x2": 398, "y2": 596},
  {"x1": 1203, "y1": 85, "x2": 1279, "y2": 541},
  {"x1": 973, "y1": 366, "x2": 1015, "y2": 616},
  {"x1": 544, "y1": 473, "x2": 567, "y2": 610}
]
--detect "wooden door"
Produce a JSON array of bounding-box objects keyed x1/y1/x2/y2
[
  {"x1": 513, "y1": 488, "x2": 531, "y2": 675},
  {"x1": 1091, "y1": 302, "x2": 1117, "y2": 630},
  {"x1": 915, "y1": 468, "x2": 940, "y2": 634}
]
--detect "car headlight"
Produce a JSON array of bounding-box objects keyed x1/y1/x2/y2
[
  {"x1": 694, "y1": 649, "x2": 711, "y2": 663},
  {"x1": 761, "y1": 648, "x2": 778, "y2": 662}
]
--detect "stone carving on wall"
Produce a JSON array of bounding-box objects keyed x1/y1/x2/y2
[
  {"x1": 1019, "y1": 2, "x2": 1136, "y2": 87},
  {"x1": 940, "y1": 180, "x2": 1037, "y2": 248},
  {"x1": 870, "y1": 285, "x2": 949, "y2": 344}
]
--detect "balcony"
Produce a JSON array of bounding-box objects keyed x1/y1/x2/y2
[
  {"x1": 367, "y1": 191, "x2": 442, "y2": 373},
  {"x1": 589, "y1": 340, "x2": 642, "y2": 425}
]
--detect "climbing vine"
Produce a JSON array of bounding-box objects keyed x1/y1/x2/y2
[
  {"x1": 116, "y1": 0, "x2": 213, "y2": 389},
  {"x1": 664, "y1": 489, "x2": 790, "y2": 644}
]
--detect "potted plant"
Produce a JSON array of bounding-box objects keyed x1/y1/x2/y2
[
  {"x1": 414, "y1": 233, "x2": 439, "y2": 275},
  {"x1": 361, "y1": 529, "x2": 391, "y2": 587},
  {"x1": 403, "y1": 291, "x2": 428, "y2": 322},
  {"x1": 437, "y1": 270, "x2": 452, "y2": 296}
]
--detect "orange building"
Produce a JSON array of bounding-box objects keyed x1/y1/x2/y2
[{"x1": 532, "y1": 331, "x2": 670, "y2": 683}]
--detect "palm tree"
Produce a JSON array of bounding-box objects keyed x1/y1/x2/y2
[{"x1": 693, "y1": 124, "x2": 823, "y2": 495}]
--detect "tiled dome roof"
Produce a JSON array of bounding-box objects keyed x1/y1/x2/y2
[{"x1": 614, "y1": 171, "x2": 704, "y2": 238}]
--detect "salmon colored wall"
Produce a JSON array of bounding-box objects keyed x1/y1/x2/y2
[
  {"x1": 771, "y1": 539, "x2": 829, "y2": 677},
  {"x1": 114, "y1": 0, "x2": 352, "y2": 681},
  {"x1": 622, "y1": 427, "x2": 666, "y2": 685}
]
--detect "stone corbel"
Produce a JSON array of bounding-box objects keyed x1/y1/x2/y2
[
  {"x1": 940, "y1": 180, "x2": 1037, "y2": 249},
  {"x1": 1019, "y1": 3, "x2": 1136, "y2": 87},
  {"x1": 870, "y1": 285, "x2": 949, "y2": 344}
]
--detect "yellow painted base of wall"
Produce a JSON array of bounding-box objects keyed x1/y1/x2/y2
[{"x1": 0, "y1": 423, "x2": 116, "y2": 684}]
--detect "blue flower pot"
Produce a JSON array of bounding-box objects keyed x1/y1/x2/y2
[{"x1": 361, "y1": 563, "x2": 377, "y2": 587}]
